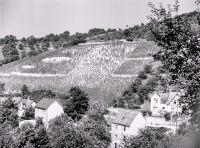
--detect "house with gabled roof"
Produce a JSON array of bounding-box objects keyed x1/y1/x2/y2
[
  {"x1": 35, "y1": 98, "x2": 64, "y2": 128},
  {"x1": 106, "y1": 107, "x2": 147, "y2": 148},
  {"x1": 150, "y1": 91, "x2": 182, "y2": 116}
]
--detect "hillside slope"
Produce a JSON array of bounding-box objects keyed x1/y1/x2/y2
[{"x1": 0, "y1": 40, "x2": 160, "y2": 104}]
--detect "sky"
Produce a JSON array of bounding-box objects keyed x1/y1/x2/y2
[{"x1": 0, "y1": 0, "x2": 197, "y2": 38}]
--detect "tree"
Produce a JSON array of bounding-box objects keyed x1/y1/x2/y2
[
  {"x1": 0, "y1": 83, "x2": 5, "y2": 94},
  {"x1": 49, "y1": 115, "x2": 83, "y2": 148},
  {"x1": 148, "y1": 1, "x2": 200, "y2": 125},
  {"x1": 2, "y1": 44, "x2": 19, "y2": 63},
  {"x1": 0, "y1": 123, "x2": 14, "y2": 148},
  {"x1": 14, "y1": 123, "x2": 36, "y2": 148},
  {"x1": 64, "y1": 87, "x2": 89, "y2": 120},
  {"x1": 79, "y1": 102, "x2": 111, "y2": 148},
  {"x1": 21, "y1": 85, "x2": 29, "y2": 99},
  {"x1": 34, "y1": 126, "x2": 50, "y2": 148},
  {"x1": 21, "y1": 50, "x2": 27, "y2": 59},
  {"x1": 21, "y1": 107, "x2": 35, "y2": 120},
  {"x1": 0, "y1": 98, "x2": 19, "y2": 128},
  {"x1": 123, "y1": 127, "x2": 172, "y2": 148},
  {"x1": 18, "y1": 43, "x2": 24, "y2": 50}
]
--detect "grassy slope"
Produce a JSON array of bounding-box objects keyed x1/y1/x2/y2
[{"x1": 0, "y1": 40, "x2": 160, "y2": 104}]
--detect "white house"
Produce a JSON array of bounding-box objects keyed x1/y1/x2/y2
[
  {"x1": 106, "y1": 108, "x2": 147, "y2": 148},
  {"x1": 150, "y1": 91, "x2": 182, "y2": 116},
  {"x1": 35, "y1": 98, "x2": 64, "y2": 128}
]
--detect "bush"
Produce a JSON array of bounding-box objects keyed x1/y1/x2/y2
[{"x1": 164, "y1": 112, "x2": 171, "y2": 121}]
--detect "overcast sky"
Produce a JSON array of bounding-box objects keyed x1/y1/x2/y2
[{"x1": 0, "y1": 0, "x2": 197, "y2": 38}]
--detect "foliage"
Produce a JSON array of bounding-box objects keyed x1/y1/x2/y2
[
  {"x1": 88, "y1": 28, "x2": 106, "y2": 37},
  {"x1": 64, "y1": 87, "x2": 89, "y2": 120},
  {"x1": 164, "y1": 112, "x2": 171, "y2": 121},
  {"x1": 0, "y1": 98, "x2": 19, "y2": 128},
  {"x1": 21, "y1": 107, "x2": 35, "y2": 120},
  {"x1": 2, "y1": 43, "x2": 19, "y2": 63},
  {"x1": 149, "y1": 1, "x2": 200, "y2": 125},
  {"x1": 21, "y1": 85, "x2": 30, "y2": 99},
  {"x1": 123, "y1": 127, "x2": 172, "y2": 148},
  {"x1": 0, "y1": 83, "x2": 5, "y2": 94},
  {"x1": 49, "y1": 102, "x2": 111, "y2": 148}
]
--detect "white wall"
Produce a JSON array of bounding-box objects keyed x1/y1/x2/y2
[
  {"x1": 110, "y1": 112, "x2": 147, "y2": 148},
  {"x1": 150, "y1": 93, "x2": 161, "y2": 115},
  {"x1": 129, "y1": 112, "x2": 147, "y2": 136},
  {"x1": 35, "y1": 108, "x2": 47, "y2": 126},
  {"x1": 46, "y1": 101, "x2": 64, "y2": 127}
]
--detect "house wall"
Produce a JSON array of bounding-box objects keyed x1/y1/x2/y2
[
  {"x1": 150, "y1": 93, "x2": 182, "y2": 116},
  {"x1": 129, "y1": 112, "x2": 147, "y2": 136},
  {"x1": 110, "y1": 113, "x2": 146, "y2": 148},
  {"x1": 150, "y1": 93, "x2": 161, "y2": 115},
  {"x1": 46, "y1": 101, "x2": 64, "y2": 127},
  {"x1": 35, "y1": 108, "x2": 47, "y2": 126}
]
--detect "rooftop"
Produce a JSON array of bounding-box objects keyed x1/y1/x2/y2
[
  {"x1": 106, "y1": 107, "x2": 140, "y2": 126},
  {"x1": 35, "y1": 98, "x2": 61, "y2": 110}
]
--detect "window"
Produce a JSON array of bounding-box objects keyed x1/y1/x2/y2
[
  {"x1": 154, "y1": 98, "x2": 158, "y2": 103},
  {"x1": 174, "y1": 101, "x2": 177, "y2": 105},
  {"x1": 124, "y1": 126, "x2": 126, "y2": 131},
  {"x1": 162, "y1": 107, "x2": 165, "y2": 109}
]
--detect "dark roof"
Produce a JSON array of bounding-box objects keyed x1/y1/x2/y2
[
  {"x1": 106, "y1": 108, "x2": 140, "y2": 126},
  {"x1": 35, "y1": 98, "x2": 61, "y2": 110}
]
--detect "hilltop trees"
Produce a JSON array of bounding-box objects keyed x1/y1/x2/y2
[
  {"x1": 2, "y1": 44, "x2": 19, "y2": 63},
  {"x1": 64, "y1": 87, "x2": 89, "y2": 120}
]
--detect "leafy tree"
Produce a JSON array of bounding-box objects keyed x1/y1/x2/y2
[
  {"x1": 148, "y1": 1, "x2": 200, "y2": 125},
  {"x1": 64, "y1": 87, "x2": 89, "y2": 120},
  {"x1": 3, "y1": 35, "x2": 17, "y2": 44},
  {"x1": 21, "y1": 50, "x2": 27, "y2": 59},
  {"x1": 21, "y1": 107, "x2": 35, "y2": 120},
  {"x1": 88, "y1": 28, "x2": 106, "y2": 37},
  {"x1": 0, "y1": 98, "x2": 19, "y2": 128},
  {"x1": 79, "y1": 102, "x2": 111, "y2": 148},
  {"x1": 18, "y1": 43, "x2": 24, "y2": 50},
  {"x1": 29, "y1": 89, "x2": 57, "y2": 103},
  {"x1": 49, "y1": 115, "x2": 82, "y2": 148},
  {"x1": 0, "y1": 83, "x2": 5, "y2": 94},
  {"x1": 0, "y1": 123, "x2": 14, "y2": 148},
  {"x1": 14, "y1": 123, "x2": 36, "y2": 148},
  {"x1": 34, "y1": 126, "x2": 50, "y2": 148},
  {"x1": 123, "y1": 127, "x2": 172, "y2": 148},
  {"x1": 2, "y1": 44, "x2": 19, "y2": 63},
  {"x1": 21, "y1": 85, "x2": 30, "y2": 99}
]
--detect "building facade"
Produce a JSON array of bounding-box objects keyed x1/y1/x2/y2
[
  {"x1": 35, "y1": 98, "x2": 64, "y2": 128},
  {"x1": 150, "y1": 91, "x2": 182, "y2": 116},
  {"x1": 106, "y1": 108, "x2": 147, "y2": 148}
]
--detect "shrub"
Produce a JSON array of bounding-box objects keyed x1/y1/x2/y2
[{"x1": 164, "y1": 112, "x2": 171, "y2": 121}]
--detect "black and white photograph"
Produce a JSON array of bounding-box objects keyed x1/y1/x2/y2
[{"x1": 0, "y1": 0, "x2": 199, "y2": 147}]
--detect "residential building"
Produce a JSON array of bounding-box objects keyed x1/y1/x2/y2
[
  {"x1": 150, "y1": 91, "x2": 182, "y2": 116},
  {"x1": 106, "y1": 108, "x2": 147, "y2": 148},
  {"x1": 35, "y1": 98, "x2": 64, "y2": 128}
]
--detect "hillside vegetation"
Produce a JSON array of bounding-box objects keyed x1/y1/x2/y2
[{"x1": 0, "y1": 40, "x2": 160, "y2": 104}]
